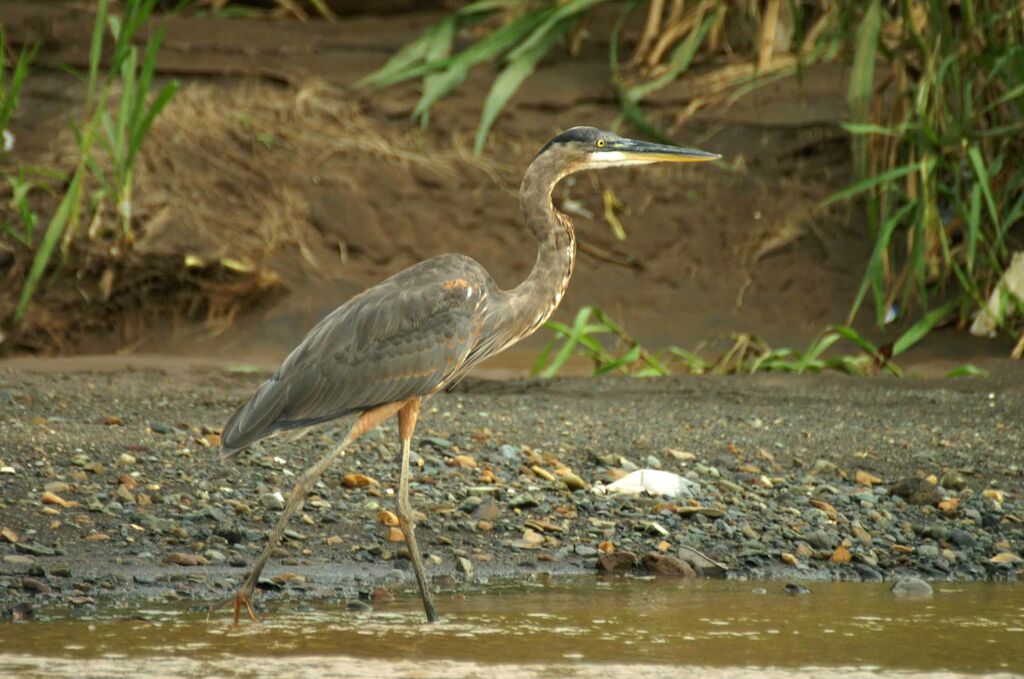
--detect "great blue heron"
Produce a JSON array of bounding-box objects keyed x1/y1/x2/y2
[{"x1": 215, "y1": 126, "x2": 718, "y2": 624}]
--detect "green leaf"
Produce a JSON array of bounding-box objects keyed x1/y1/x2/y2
[
  {"x1": 946, "y1": 364, "x2": 988, "y2": 378},
  {"x1": 820, "y1": 162, "x2": 919, "y2": 208},
  {"x1": 967, "y1": 144, "x2": 1001, "y2": 236},
  {"x1": 847, "y1": 0, "x2": 881, "y2": 177},
  {"x1": 892, "y1": 299, "x2": 958, "y2": 356},
  {"x1": 474, "y1": 19, "x2": 569, "y2": 154}
]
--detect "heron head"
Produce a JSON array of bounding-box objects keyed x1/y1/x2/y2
[{"x1": 536, "y1": 126, "x2": 720, "y2": 172}]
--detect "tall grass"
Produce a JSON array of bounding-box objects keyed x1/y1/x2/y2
[
  {"x1": 362, "y1": 0, "x2": 1022, "y2": 353},
  {"x1": 1, "y1": 31, "x2": 39, "y2": 247},
  {"x1": 11, "y1": 0, "x2": 178, "y2": 323},
  {"x1": 828, "y1": 1, "x2": 1024, "y2": 339},
  {"x1": 356, "y1": 1, "x2": 837, "y2": 154}
]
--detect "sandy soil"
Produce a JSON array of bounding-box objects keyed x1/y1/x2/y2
[{"x1": 0, "y1": 1, "x2": 945, "y2": 361}]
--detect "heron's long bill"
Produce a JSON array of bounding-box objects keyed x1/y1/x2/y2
[{"x1": 588, "y1": 138, "x2": 720, "y2": 167}]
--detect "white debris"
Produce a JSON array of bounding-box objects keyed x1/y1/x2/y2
[
  {"x1": 971, "y1": 251, "x2": 1024, "y2": 336},
  {"x1": 593, "y1": 469, "x2": 700, "y2": 498},
  {"x1": 2, "y1": 129, "x2": 14, "y2": 153}
]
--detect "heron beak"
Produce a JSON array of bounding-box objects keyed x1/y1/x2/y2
[{"x1": 589, "y1": 138, "x2": 721, "y2": 167}]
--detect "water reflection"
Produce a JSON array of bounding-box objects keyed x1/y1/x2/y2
[{"x1": 1, "y1": 579, "x2": 1022, "y2": 678}]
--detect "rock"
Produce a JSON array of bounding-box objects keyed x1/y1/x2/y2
[
  {"x1": 456, "y1": 556, "x2": 474, "y2": 579},
  {"x1": 556, "y1": 469, "x2": 588, "y2": 491},
  {"x1": 989, "y1": 552, "x2": 1023, "y2": 566},
  {"x1": 471, "y1": 499, "x2": 502, "y2": 521},
  {"x1": 509, "y1": 493, "x2": 539, "y2": 509},
  {"x1": 940, "y1": 471, "x2": 967, "y2": 491},
  {"x1": 149, "y1": 421, "x2": 173, "y2": 434},
  {"x1": 784, "y1": 583, "x2": 810, "y2": 595},
  {"x1": 15, "y1": 542, "x2": 55, "y2": 557},
  {"x1": 163, "y1": 552, "x2": 208, "y2": 567},
  {"x1": 949, "y1": 528, "x2": 976, "y2": 549},
  {"x1": 573, "y1": 545, "x2": 598, "y2": 557},
  {"x1": 830, "y1": 545, "x2": 852, "y2": 564},
  {"x1": 855, "y1": 470, "x2": 883, "y2": 486},
  {"x1": 371, "y1": 586, "x2": 394, "y2": 603},
  {"x1": 260, "y1": 492, "x2": 285, "y2": 511},
  {"x1": 346, "y1": 600, "x2": 373, "y2": 612},
  {"x1": 811, "y1": 460, "x2": 837, "y2": 475},
  {"x1": 203, "y1": 550, "x2": 227, "y2": 564},
  {"x1": 41, "y1": 491, "x2": 76, "y2": 508},
  {"x1": 645, "y1": 455, "x2": 662, "y2": 469},
  {"x1": 677, "y1": 545, "x2": 729, "y2": 577},
  {"x1": 917, "y1": 544, "x2": 941, "y2": 559},
  {"x1": 853, "y1": 563, "x2": 883, "y2": 582},
  {"x1": 119, "y1": 453, "x2": 137, "y2": 465},
  {"x1": 805, "y1": 529, "x2": 839, "y2": 551},
  {"x1": 641, "y1": 553, "x2": 696, "y2": 577},
  {"x1": 4, "y1": 603, "x2": 34, "y2": 621},
  {"x1": 597, "y1": 551, "x2": 638, "y2": 574},
  {"x1": 891, "y1": 576, "x2": 933, "y2": 597},
  {"x1": 891, "y1": 477, "x2": 943, "y2": 506},
  {"x1": 342, "y1": 473, "x2": 379, "y2": 488},
  {"x1": 21, "y1": 576, "x2": 53, "y2": 594},
  {"x1": 4, "y1": 555, "x2": 35, "y2": 566}
]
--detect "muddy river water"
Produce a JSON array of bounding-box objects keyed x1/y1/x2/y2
[{"x1": 1, "y1": 578, "x2": 1022, "y2": 678}]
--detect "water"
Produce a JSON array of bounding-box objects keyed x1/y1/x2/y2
[{"x1": 2, "y1": 578, "x2": 1022, "y2": 678}]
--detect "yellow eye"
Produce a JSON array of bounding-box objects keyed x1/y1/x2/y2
[{"x1": 596, "y1": 139, "x2": 606, "y2": 148}]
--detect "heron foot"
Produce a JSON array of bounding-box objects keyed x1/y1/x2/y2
[{"x1": 209, "y1": 582, "x2": 260, "y2": 624}]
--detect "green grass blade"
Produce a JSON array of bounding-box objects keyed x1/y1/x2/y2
[
  {"x1": 848, "y1": 200, "x2": 916, "y2": 323},
  {"x1": 0, "y1": 39, "x2": 38, "y2": 131},
  {"x1": 474, "y1": 21, "x2": 569, "y2": 154},
  {"x1": 87, "y1": 0, "x2": 109, "y2": 104},
  {"x1": 507, "y1": 0, "x2": 605, "y2": 62},
  {"x1": 891, "y1": 299, "x2": 958, "y2": 356},
  {"x1": 14, "y1": 170, "x2": 85, "y2": 322},
  {"x1": 967, "y1": 144, "x2": 1001, "y2": 238},
  {"x1": 847, "y1": 0, "x2": 881, "y2": 178},
  {"x1": 820, "y1": 162, "x2": 918, "y2": 208},
  {"x1": 946, "y1": 364, "x2": 988, "y2": 378},
  {"x1": 412, "y1": 8, "x2": 555, "y2": 124},
  {"x1": 126, "y1": 80, "x2": 178, "y2": 173},
  {"x1": 355, "y1": 16, "x2": 458, "y2": 89}
]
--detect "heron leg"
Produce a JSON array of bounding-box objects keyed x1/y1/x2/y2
[
  {"x1": 396, "y1": 398, "x2": 438, "y2": 623},
  {"x1": 211, "y1": 400, "x2": 406, "y2": 624}
]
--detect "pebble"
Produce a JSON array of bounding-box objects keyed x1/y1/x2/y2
[
  {"x1": 509, "y1": 493, "x2": 539, "y2": 509},
  {"x1": 597, "y1": 551, "x2": 637, "y2": 574},
  {"x1": 891, "y1": 477, "x2": 944, "y2": 506},
  {"x1": 640, "y1": 553, "x2": 695, "y2": 577},
  {"x1": 471, "y1": 499, "x2": 502, "y2": 521},
  {"x1": 891, "y1": 577, "x2": 933, "y2": 597},
  {"x1": 261, "y1": 492, "x2": 286, "y2": 511},
  {"x1": 853, "y1": 563, "x2": 883, "y2": 582},
  {"x1": 940, "y1": 471, "x2": 967, "y2": 491},
  {"x1": 949, "y1": 528, "x2": 976, "y2": 548},
  {"x1": 204, "y1": 550, "x2": 227, "y2": 563},
  {"x1": 456, "y1": 557, "x2": 474, "y2": 579},
  {"x1": 784, "y1": 583, "x2": 810, "y2": 595}
]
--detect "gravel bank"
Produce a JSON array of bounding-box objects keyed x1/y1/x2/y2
[{"x1": 1, "y1": 364, "x2": 1022, "y2": 615}]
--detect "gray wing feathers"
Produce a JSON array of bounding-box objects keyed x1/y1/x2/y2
[{"x1": 221, "y1": 255, "x2": 487, "y2": 456}]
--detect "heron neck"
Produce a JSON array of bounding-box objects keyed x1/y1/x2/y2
[{"x1": 507, "y1": 159, "x2": 577, "y2": 336}]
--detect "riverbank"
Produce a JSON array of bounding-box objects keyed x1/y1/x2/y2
[{"x1": 1, "y1": 360, "x2": 1022, "y2": 615}]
